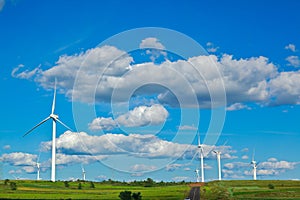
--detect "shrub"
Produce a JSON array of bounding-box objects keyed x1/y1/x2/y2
[
  {"x1": 268, "y1": 183, "x2": 275, "y2": 189},
  {"x1": 119, "y1": 191, "x2": 132, "y2": 200},
  {"x1": 90, "y1": 181, "x2": 95, "y2": 188},
  {"x1": 132, "y1": 192, "x2": 142, "y2": 200},
  {"x1": 10, "y1": 182, "x2": 17, "y2": 190},
  {"x1": 64, "y1": 181, "x2": 69, "y2": 188},
  {"x1": 78, "y1": 182, "x2": 82, "y2": 189},
  {"x1": 4, "y1": 179, "x2": 9, "y2": 185}
]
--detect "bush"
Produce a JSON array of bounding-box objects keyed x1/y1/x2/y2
[
  {"x1": 10, "y1": 182, "x2": 17, "y2": 190},
  {"x1": 119, "y1": 191, "x2": 142, "y2": 200},
  {"x1": 268, "y1": 183, "x2": 275, "y2": 189},
  {"x1": 90, "y1": 181, "x2": 95, "y2": 188},
  {"x1": 64, "y1": 181, "x2": 69, "y2": 188},
  {"x1": 78, "y1": 182, "x2": 82, "y2": 189},
  {"x1": 4, "y1": 179, "x2": 9, "y2": 185},
  {"x1": 119, "y1": 191, "x2": 132, "y2": 200},
  {"x1": 201, "y1": 183, "x2": 232, "y2": 200}
]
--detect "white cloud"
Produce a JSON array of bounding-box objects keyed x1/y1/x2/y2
[
  {"x1": 177, "y1": 125, "x2": 197, "y2": 131},
  {"x1": 241, "y1": 148, "x2": 249, "y2": 152},
  {"x1": 15, "y1": 42, "x2": 300, "y2": 107},
  {"x1": 260, "y1": 160, "x2": 298, "y2": 170},
  {"x1": 41, "y1": 131, "x2": 192, "y2": 159},
  {"x1": 206, "y1": 42, "x2": 219, "y2": 53},
  {"x1": 139, "y1": 37, "x2": 165, "y2": 50},
  {"x1": 224, "y1": 162, "x2": 249, "y2": 170},
  {"x1": 268, "y1": 71, "x2": 300, "y2": 105},
  {"x1": 11, "y1": 64, "x2": 41, "y2": 79},
  {"x1": 241, "y1": 155, "x2": 249, "y2": 160},
  {"x1": 55, "y1": 153, "x2": 107, "y2": 166},
  {"x1": 0, "y1": 0, "x2": 5, "y2": 12},
  {"x1": 130, "y1": 164, "x2": 157, "y2": 172},
  {"x1": 226, "y1": 103, "x2": 251, "y2": 111},
  {"x1": 285, "y1": 44, "x2": 296, "y2": 52},
  {"x1": 22, "y1": 166, "x2": 35, "y2": 174},
  {"x1": 116, "y1": 104, "x2": 168, "y2": 127},
  {"x1": 89, "y1": 117, "x2": 117, "y2": 131},
  {"x1": 89, "y1": 104, "x2": 168, "y2": 131},
  {"x1": 3, "y1": 145, "x2": 11, "y2": 150},
  {"x1": 286, "y1": 56, "x2": 300, "y2": 67},
  {"x1": 0, "y1": 152, "x2": 37, "y2": 166},
  {"x1": 267, "y1": 157, "x2": 278, "y2": 162}
]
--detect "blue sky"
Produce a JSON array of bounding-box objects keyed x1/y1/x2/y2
[{"x1": 0, "y1": 0, "x2": 300, "y2": 182}]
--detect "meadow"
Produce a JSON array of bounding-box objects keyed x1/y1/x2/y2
[{"x1": 0, "y1": 179, "x2": 300, "y2": 199}]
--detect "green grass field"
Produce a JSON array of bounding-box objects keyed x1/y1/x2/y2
[{"x1": 0, "y1": 179, "x2": 300, "y2": 199}]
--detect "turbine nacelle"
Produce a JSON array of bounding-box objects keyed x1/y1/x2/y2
[{"x1": 50, "y1": 114, "x2": 59, "y2": 120}]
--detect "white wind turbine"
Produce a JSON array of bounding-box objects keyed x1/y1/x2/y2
[
  {"x1": 213, "y1": 141, "x2": 227, "y2": 181},
  {"x1": 36, "y1": 154, "x2": 41, "y2": 181},
  {"x1": 196, "y1": 132, "x2": 205, "y2": 182},
  {"x1": 81, "y1": 164, "x2": 86, "y2": 181},
  {"x1": 250, "y1": 149, "x2": 258, "y2": 180},
  {"x1": 195, "y1": 169, "x2": 200, "y2": 183},
  {"x1": 213, "y1": 150, "x2": 222, "y2": 181},
  {"x1": 23, "y1": 81, "x2": 72, "y2": 182}
]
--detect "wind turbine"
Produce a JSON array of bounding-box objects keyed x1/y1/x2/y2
[
  {"x1": 81, "y1": 164, "x2": 86, "y2": 181},
  {"x1": 36, "y1": 152, "x2": 41, "y2": 180},
  {"x1": 250, "y1": 149, "x2": 258, "y2": 180},
  {"x1": 213, "y1": 150, "x2": 222, "y2": 181},
  {"x1": 197, "y1": 132, "x2": 205, "y2": 182},
  {"x1": 23, "y1": 81, "x2": 72, "y2": 182},
  {"x1": 213, "y1": 141, "x2": 227, "y2": 181},
  {"x1": 195, "y1": 169, "x2": 200, "y2": 183}
]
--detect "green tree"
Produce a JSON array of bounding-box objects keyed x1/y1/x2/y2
[
  {"x1": 132, "y1": 192, "x2": 142, "y2": 200},
  {"x1": 78, "y1": 182, "x2": 82, "y2": 189},
  {"x1": 119, "y1": 190, "x2": 132, "y2": 200},
  {"x1": 90, "y1": 181, "x2": 95, "y2": 188},
  {"x1": 4, "y1": 179, "x2": 9, "y2": 185},
  {"x1": 144, "y1": 178, "x2": 154, "y2": 187},
  {"x1": 64, "y1": 181, "x2": 69, "y2": 188},
  {"x1": 10, "y1": 182, "x2": 17, "y2": 190}
]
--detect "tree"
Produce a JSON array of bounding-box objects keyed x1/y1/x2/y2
[
  {"x1": 4, "y1": 179, "x2": 9, "y2": 185},
  {"x1": 132, "y1": 192, "x2": 142, "y2": 200},
  {"x1": 119, "y1": 190, "x2": 132, "y2": 200},
  {"x1": 78, "y1": 182, "x2": 82, "y2": 189},
  {"x1": 144, "y1": 178, "x2": 154, "y2": 187},
  {"x1": 64, "y1": 181, "x2": 69, "y2": 188},
  {"x1": 90, "y1": 181, "x2": 95, "y2": 188},
  {"x1": 10, "y1": 182, "x2": 17, "y2": 190}
]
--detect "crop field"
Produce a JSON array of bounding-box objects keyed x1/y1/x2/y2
[{"x1": 0, "y1": 179, "x2": 300, "y2": 199}]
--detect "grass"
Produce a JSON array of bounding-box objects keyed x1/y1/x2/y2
[{"x1": 0, "y1": 179, "x2": 300, "y2": 199}]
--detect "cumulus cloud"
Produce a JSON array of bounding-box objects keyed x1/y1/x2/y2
[
  {"x1": 268, "y1": 71, "x2": 300, "y2": 105},
  {"x1": 89, "y1": 104, "x2": 168, "y2": 131},
  {"x1": 226, "y1": 103, "x2": 251, "y2": 111},
  {"x1": 41, "y1": 131, "x2": 192, "y2": 159},
  {"x1": 241, "y1": 155, "x2": 249, "y2": 160},
  {"x1": 0, "y1": 152, "x2": 37, "y2": 166},
  {"x1": 89, "y1": 117, "x2": 117, "y2": 131},
  {"x1": 286, "y1": 56, "x2": 300, "y2": 67},
  {"x1": 139, "y1": 37, "x2": 165, "y2": 50},
  {"x1": 13, "y1": 41, "x2": 300, "y2": 107},
  {"x1": 285, "y1": 44, "x2": 297, "y2": 52}
]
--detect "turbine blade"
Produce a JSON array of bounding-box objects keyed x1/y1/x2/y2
[
  {"x1": 252, "y1": 148, "x2": 255, "y2": 162},
  {"x1": 56, "y1": 118, "x2": 73, "y2": 131},
  {"x1": 197, "y1": 131, "x2": 201, "y2": 146},
  {"x1": 23, "y1": 117, "x2": 51, "y2": 137},
  {"x1": 51, "y1": 80, "x2": 57, "y2": 114}
]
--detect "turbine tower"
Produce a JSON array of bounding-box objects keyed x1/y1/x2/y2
[
  {"x1": 23, "y1": 81, "x2": 72, "y2": 182},
  {"x1": 197, "y1": 132, "x2": 205, "y2": 182},
  {"x1": 36, "y1": 162, "x2": 41, "y2": 181},
  {"x1": 81, "y1": 165, "x2": 86, "y2": 181},
  {"x1": 213, "y1": 150, "x2": 222, "y2": 180},
  {"x1": 195, "y1": 169, "x2": 200, "y2": 183},
  {"x1": 250, "y1": 149, "x2": 258, "y2": 180}
]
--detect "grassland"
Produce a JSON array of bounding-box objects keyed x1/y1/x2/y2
[{"x1": 0, "y1": 179, "x2": 300, "y2": 199}]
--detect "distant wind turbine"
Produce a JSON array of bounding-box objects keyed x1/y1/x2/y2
[
  {"x1": 197, "y1": 132, "x2": 205, "y2": 182},
  {"x1": 213, "y1": 150, "x2": 222, "y2": 181},
  {"x1": 23, "y1": 80, "x2": 72, "y2": 182},
  {"x1": 81, "y1": 164, "x2": 86, "y2": 181},
  {"x1": 36, "y1": 152, "x2": 41, "y2": 180},
  {"x1": 213, "y1": 141, "x2": 227, "y2": 181},
  {"x1": 195, "y1": 169, "x2": 200, "y2": 183},
  {"x1": 250, "y1": 149, "x2": 258, "y2": 180}
]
